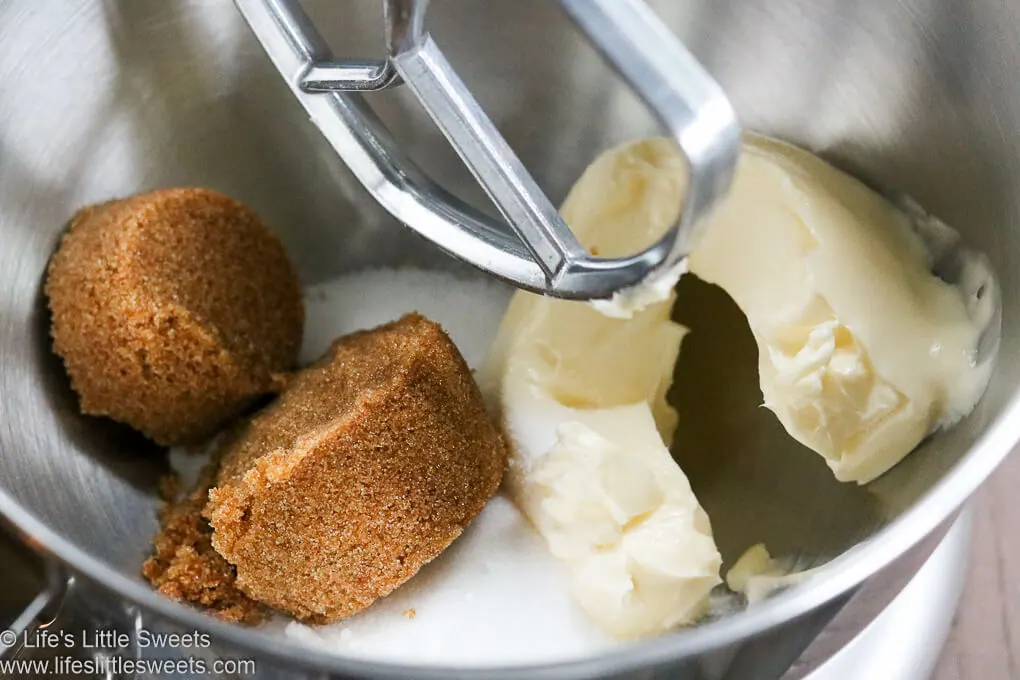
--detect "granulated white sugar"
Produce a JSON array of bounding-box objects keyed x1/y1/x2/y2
[
  {"x1": 277, "y1": 491, "x2": 612, "y2": 665},
  {"x1": 174, "y1": 268, "x2": 614, "y2": 666},
  {"x1": 167, "y1": 441, "x2": 217, "y2": 491}
]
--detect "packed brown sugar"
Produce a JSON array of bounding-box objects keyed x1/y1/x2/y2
[
  {"x1": 45, "y1": 188, "x2": 303, "y2": 446},
  {"x1": 142, "y1": 453, "x2": 264, "y2": 625},
  {"x1": 203, "y1": 313, "x2": 507, "y2": 623}
]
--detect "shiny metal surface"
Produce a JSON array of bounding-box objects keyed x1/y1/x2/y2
[
  {"x1": 1, "y1": 0, "x2": 1019, "y2": 678},
  {"x1": 795, "y1": 507, "x2": 971, "y2": 680},
  {"x1": 558, "y1": 0, "x2": 741, "y2": 281},
  {"x1": 237, "y1": 0, "x2": 740, "y2": 299}
]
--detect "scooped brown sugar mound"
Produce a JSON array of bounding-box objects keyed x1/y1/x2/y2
[
  {"x1": 45, "y1": 188, "x2": 303, "y2": 446},
  {"x1": 204, "y1": 313, "x2": 507, "y2": 623},
  {"x1": 143, "y1": 461, "x2": 265, "y2": 624}
]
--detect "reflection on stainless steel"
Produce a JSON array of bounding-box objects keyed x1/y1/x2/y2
[
  {"x1": 790, "y1": 508, "x2": 972, "y2": 680},
  {"x1": 236, "y1": 0, "x2": 740, "y2": 299},
  {"x1": 0, "y1": 0, "x2": 1018, "y2": 678},
  {"x1": 0, "y1": 524, "x2": 45, "y2": 632}
]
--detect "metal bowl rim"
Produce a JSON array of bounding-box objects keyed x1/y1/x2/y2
[{"x1": 1, "y1": 386, "x2": 1017, "y2": 678}]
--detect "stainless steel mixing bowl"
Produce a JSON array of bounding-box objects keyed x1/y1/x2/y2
[{"x1": 1, "y1": 1, "x2": 1018, "y2": 678}]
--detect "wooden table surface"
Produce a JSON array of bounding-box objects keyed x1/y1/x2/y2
[{"x1": 934, "y1": 450, "x2": 1020, "y2": 679}]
